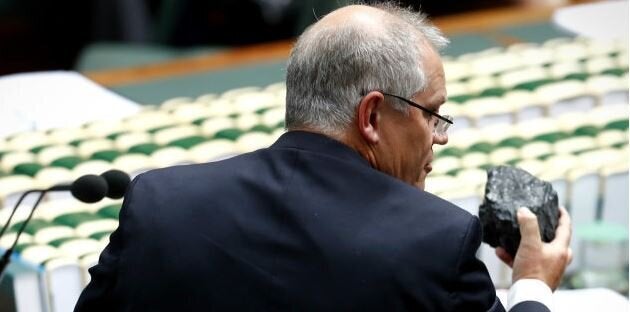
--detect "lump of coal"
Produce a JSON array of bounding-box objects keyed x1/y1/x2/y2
[{"x1": 479, "y1": 165, "x2": 559, "y2": 257}]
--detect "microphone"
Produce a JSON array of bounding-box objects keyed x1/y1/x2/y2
[
  {"x1": 48, "y1": 174, "x2": 109, "y2": 203},
  {"x1": 49, "y1": 169, "x2": 130, "y2": 200},
  {"x1": 0, "y1": 174, "x2": 110, "y2": 240},
  {"x1": 0, "y1": 173, "x2": 111, "y2": 281},
  {"x1": 101, "y1": 169, "x2": 131, "y2": 199},
  {"x1": 0, "y1": 170, "x2": 128, "y2": 241}
]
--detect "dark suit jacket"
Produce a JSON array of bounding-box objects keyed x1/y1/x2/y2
[{"x1": 75, "y1": 131, "x2": 549, "y2": 311}]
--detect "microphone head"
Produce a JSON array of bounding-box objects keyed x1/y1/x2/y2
[
  {"x1": 71, "y1": 175, "x2": 108, "y2": 203},
  {"x1": 101, "y1": 169, "x2": 131, "y2": 199}
]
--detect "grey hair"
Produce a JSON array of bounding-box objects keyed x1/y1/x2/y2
[{"x1": 285, "y1": 3, "x2": 449, "y2": 135}]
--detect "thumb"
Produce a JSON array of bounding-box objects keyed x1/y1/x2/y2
[{"x1": 517, "y1": 207, "x2": 542, "y2": 245}]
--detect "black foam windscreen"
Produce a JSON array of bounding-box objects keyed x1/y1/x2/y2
[
  {"x1": 101, "y1": 169, "x2": 131, "y2": 199},
  {"x1": 71, "y1": 175, "x2": 108, "y2": 203}
]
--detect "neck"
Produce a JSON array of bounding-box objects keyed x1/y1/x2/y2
[
  {"x1": 337, "y1": 128, "x2": 380, "y2": 171},
  {"x1": 287, "y1": 126, "x2": 378, "y2": 168}
]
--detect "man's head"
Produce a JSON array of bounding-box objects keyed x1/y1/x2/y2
[{"x1": 285, "y1": 4, "x2": 449, "y2": 189}]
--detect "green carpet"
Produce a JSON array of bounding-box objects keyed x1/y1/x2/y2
[{"x1": 110, "y1": 60, "x2": 287, "y2": 105}]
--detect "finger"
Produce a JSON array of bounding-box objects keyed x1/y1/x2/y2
[
  {"x1": 552, "y1": 206, "x2": 572, "y2": 248},
  {"x1": 517, "y1": 207, "x2": 542, "y2": 245},
  {"x1": 495, "y1": 247, "x2": 514, "y2": 267}
]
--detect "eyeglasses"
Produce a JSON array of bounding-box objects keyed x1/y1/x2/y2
[{"x1": 381, "y1": 92, "x2": 453, "y2": 137}]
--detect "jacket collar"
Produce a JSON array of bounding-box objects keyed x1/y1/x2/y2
[{"x1": 270, "y1": 131, "x2": 370, "y2": 167}]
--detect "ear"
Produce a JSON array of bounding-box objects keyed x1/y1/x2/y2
[{"x1": 356, "y1": 91, "x2": 384, "y2": 144}]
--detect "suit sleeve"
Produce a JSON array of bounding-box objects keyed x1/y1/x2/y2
[
  {"x1": 451, "y1": 216, "x2": 506, "y2": 312},
  {"x1": 510, "y1": 301, "x2": 551, "y2": 312},
  {"x1": 74, "y1": 175, "x2": 142, "y2": 312},
  {"x1": 451, "y1": 217, "x2": 552, "y2": 312}
]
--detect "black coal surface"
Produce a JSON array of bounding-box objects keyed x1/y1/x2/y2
[{"x1": 479, "y1": 165, "x2": 560, "y2": 257}]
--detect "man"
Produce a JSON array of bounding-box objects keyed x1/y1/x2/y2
[{"x1": 75, "y1": 4, "x2": 572, "y2": 311}]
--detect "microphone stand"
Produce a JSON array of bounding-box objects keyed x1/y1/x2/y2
[
  {"x1": 0, "y1": 191, "x2": 47, "y2": 282},
  {"x1": 0, "y1": 173, "x2": 114, "y2": 282},
  {"x1": 0, "y1": 189, "x2": 45, "y2": 239}
]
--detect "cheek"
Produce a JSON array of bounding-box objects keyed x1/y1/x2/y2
[
  {"x1": 417, "y1": 125, "x2": 433, "y2": 154},
  {"x1": 406, "y1": 113, "x2": 433, "y2": 160},
  {"x1": 410, "y1": 132, "x2": 428, "y2": 157},
  {"x1": 424, "y1": 138, "x2": 433, "y2": 155}
]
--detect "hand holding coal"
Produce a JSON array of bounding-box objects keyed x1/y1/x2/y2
[{"x1": 479, "y1": 166, "x2": 560, "y2": 257}]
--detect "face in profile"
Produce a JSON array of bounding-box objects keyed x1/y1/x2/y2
[{"x1": 403, "y1": 48, "x2": 448, "y2": 190}]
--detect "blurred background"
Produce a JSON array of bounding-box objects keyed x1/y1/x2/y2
[
  {"x1": 0, "y1": 0, "x2": 628, "y2": 311},
  {"x1": 0, "y1": 0, "x2": 549, "y2": 75}
]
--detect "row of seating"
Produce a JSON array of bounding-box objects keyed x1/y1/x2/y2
[
  {"x1": 429, "y1": 144, "x2": 627, "y2": 204},
  {"x1": 4, "y1": 74, "x2": 623, "y2": 172},
  {"x1": 1, "y1": 104, "x2": 284, "y2": 152},
  {"x1": 5, "y1": 111, "x2": 621, "y2": 206},
  {"x1": 0, "y1": 40, "x2": 626, "y2": 157},
  {"x1": 0, "y1": 77, "x2": 625, "y2": 181},
  {"x1": 153, "y1": 73, "x2": 629, "y2": 134},
  {"x1": 0, "y1": 196, "x2": 122, "y2": 304},
  {"x1": 433, "y1": 110, "x2": 629, "y2": 174},
  {"x1": 447, "y1": 61, "x2": 626, "y2": 98},
  {"x1": 1, "y1": 39, "x2": 626, "y2": 157},
  {"x1": 446, "y1": 74, "x2": 627, "y2": 130},
  {"x1": 0, "y1": 138, "x2": 282, "y2": 203},
  {"x1": 443, "y1": 36, "x2": 628, "y2": 81},
  {"x1": 0, "y1": 197, "x2": 120, "y2": 250},
  {"x1": 2, "y1": 108, "x2": 625, "y2": 266},
  {"x1": 1, "y1": 121, "x2": 284, "y2": 170},
  {"x1": 0, "y1": 97, "x2": 624, "y2": 179}
]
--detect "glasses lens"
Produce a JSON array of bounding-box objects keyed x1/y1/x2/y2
[{"x1": 434, "y1": 115, "x2": 453, "y2": 136}]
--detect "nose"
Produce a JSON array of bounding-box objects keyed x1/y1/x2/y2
[{"x1": 433, "y1": 133, "x2": 448, "y2": 145}]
